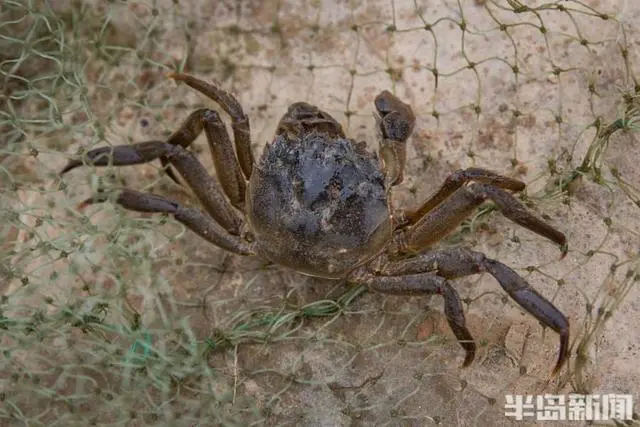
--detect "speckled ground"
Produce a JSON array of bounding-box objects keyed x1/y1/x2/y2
[{"x1": 3, "y1": 1, "x2": 640, "y2": 426}]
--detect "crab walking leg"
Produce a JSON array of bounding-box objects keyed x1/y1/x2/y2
[
  {"x1": 395, "y1": 183, "x2": 567, "y2": 255},
  {"x1": 382, "y1": 248, "x2": 570, "y2": 376},
  {"x1": 79, "y1": 189, "x2": 252, "y2": 255},
  {"x1": 168, "y1": 73, "x2": 254, "y2": 180},
  {"x1": 161, "y1": 108, "x2": 209, "y2": 186},
  {"x1": 61, "y1": 140, "x2": 167, "y2": 174},
  {"x1": 200, "y1": 109, "x2": 248, "y2": 210},
  {"x1": 374, "y1": 90, "x2": 416, "y2": 187},
  {"x1": 405, "y1": 168, "x2": 527, "y2": 224},
  {"x1": 60, "y1": 141, "x2": 243, "y2": 234},
  {"x1": 153, "y1": 108, "x2": 247, "y2": 210},
  {"x1": 354, "y1": 272, "x2": 476, "y2": 367}
]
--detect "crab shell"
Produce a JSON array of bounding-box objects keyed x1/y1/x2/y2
[{"x1": 247, "y1": 131, "x2": 392, "y2": 278}]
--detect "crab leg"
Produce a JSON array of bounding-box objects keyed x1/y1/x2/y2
[
  {"x1": 168, "y1": 73, "x2": 254, "y2": 180},
  {"x1": 79, "y1": 189, "x2": 252, "y2": 255},
  {"x1": 381, "y1": 247, "x2": 570, "y2": 376},
  {"x1": 158, "y1": 108, "x2": 247, "y2": 211},
  {"x1": 61, "y1": 141, "x2": 243, "y2": 234},
  {"x1": 353, "y1": 271, "x2": 476, "y2": 367},
  {"x1": 394, "y1": 183, "x2": 566, "y2": 255},
  {"x1": 404, "y1": 168, "x2": 526, "y2": 224}
]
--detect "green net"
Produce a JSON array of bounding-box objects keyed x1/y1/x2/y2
[{"x1": 1, "y1": 0, "x2": 639, "y2": 425}]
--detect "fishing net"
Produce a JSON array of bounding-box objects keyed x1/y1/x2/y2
[{"x1": 1, "y1": 0, "x2": 639, "y2": 425}]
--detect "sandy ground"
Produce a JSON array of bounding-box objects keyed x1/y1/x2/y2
[{"x1": 2, "y1": 0, "x2": 640, "y2": 426}]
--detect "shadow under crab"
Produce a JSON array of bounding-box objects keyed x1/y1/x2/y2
[{"x1": 60, "y1": 72, "x2": 570, "y2": 376}]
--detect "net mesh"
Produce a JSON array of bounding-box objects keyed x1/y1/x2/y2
[{"x1": 1, "y1": 0, "x2": 639, "y2": 425}]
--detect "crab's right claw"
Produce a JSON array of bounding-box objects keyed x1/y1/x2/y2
[{"x1": 374, "y1": 90, "x2": 416, "y2": 187}]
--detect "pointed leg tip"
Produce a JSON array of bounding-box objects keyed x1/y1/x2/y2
[
  {"x1": 462, "y1": 351, "x2": 475, "y2": 368},
  {"x1": 60, "y1": 160, "x2": 81, "y2": 176},
  {"x1": 550, "y1": 358, "x2": 565, "y2": 379},
  {"x1": 551, "y1": 327, "x2": 570, "y2": 377},
  {"x1": 560, "y1": 243, "x2": 568, "y2": 259},
  {"x1": 448, "y1": 320, "x2": 477, "y2": 370},
  {"x1": 76, "y1": 199, "x2": 93, "y2": 211},
  {"x1": 460, "y1": 341, "x2": 477, "y2": 368},
  {"x1": 76, "y1": 191, "x2": 110, "y2": 211}
]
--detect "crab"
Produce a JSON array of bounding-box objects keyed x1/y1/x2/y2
[{"x1": 60, "y1": 73, "x2": 570, "y2": 376}]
